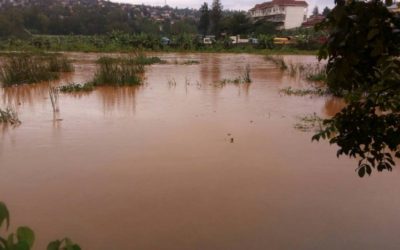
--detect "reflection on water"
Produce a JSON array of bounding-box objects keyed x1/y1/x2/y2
[
  {"x1": 1, "y1": 53, "x2": 399, "y2": 250},
  {"x1": 323, "y1": 97, "x2": 346, "y2": 117},
  {"x1": 96, "y1": 86, "x2": 140, "y2": 115}
]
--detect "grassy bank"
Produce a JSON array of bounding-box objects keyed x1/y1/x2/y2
[{"x1": 0, "y1": 35, "x2": 318, "y2": 55}]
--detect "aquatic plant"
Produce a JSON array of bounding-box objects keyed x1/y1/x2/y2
[
  {"x1": 167, "y1": 78, "x2": 177, "y2": 87},
  {"x1": 294, "y1": 113, "x2": 323, "y2": 132},
  {"x1": 59, "y1": 83, "x2": 94, "y2": 93},
  {"x1": 92, "y1": 56, "x2": 144, "y2": 86},
  {"x1": 219, "y1": 65, "x2": 252, "y2": 85},
  {"x1": 242, "y1": 64, "x2": 252, "y2": 83},
  {"x1": 0, "y1": 202, "x2": 81, "y2": 250},
  {"x1": 284, "y1": 61, "x2": 327, "y2": 82},
  {"x1": 182, "y1": 60, "x2": 200, "y2": 65},
  {"x1": 0, "y1": 53, "x2": 74, "y2": 86},
  {"x1": 265, "y1": 55, "x2": 287, "y2": 70},
  {"x1": 279, "y1": 86, "x2": 329, "y2": 96},
  {"x1": 0, "y1": 107, "x2": 20, "y2": 125},
  {"x1": 0, "y1": 55, "x2": 57, "y2": 86},
  {"x1": 49, "y1": 85, "x2": 60, "y2": 113},
  {"x1": 47, "y1": 55, "x2": 75, "y2": 73},
  {"x1": 133, "y1": 53, "x2": 166, "y2": 65}
]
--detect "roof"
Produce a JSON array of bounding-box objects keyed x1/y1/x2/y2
[
  {"x1": 302, "y1": 14, "x2": 325, "y2": 27},
  {"x1": 250, "y1": 0, "x2": 308, "y2": 11}
]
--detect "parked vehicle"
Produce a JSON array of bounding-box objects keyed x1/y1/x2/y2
[{"x1": 161, "y1": 37, "x2": 170, "y2": 45}]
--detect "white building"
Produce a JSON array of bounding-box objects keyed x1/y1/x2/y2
[{"x1": 249, "y1": 0, "x2": 308, "y2": 30}]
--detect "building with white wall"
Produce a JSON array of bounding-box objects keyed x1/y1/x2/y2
[{"x1": 249, "y1": 0, "x2": 308, "y2": 30}]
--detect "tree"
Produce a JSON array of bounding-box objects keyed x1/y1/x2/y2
[
  {"x1": 312, "y1": 6, "x2": 319, "y2": 16},
  {"x1": 198, "y1": 2, "x2": 210, "y2": 36},
  {"x1": 322, "y1": 7, "x2": 331, "y2": 16},
  {"x1": 314, "y1": 0, "x2": 400, "y2": 177},
  {"x1": 210, "y1": 0, "x2": 223, "y2": 36},
  {"x1": 221, "y1": 12, "x2": 251, "y2": 35}
]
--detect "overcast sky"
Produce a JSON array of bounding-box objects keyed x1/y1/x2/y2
[{"x1": 112, "y1": 0, "x2": 335, "y2": 13}]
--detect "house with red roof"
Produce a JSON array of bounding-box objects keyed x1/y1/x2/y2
[{"x1": 249, "y1": 0, "x2": 308, "y2": 30}]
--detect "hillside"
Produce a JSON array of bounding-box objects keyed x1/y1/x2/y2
[{"x1": 0, "y1": 0, "x2": 199, "y2": 36}]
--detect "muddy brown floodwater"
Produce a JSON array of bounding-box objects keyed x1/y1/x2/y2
[{"x1": 0, "y1": 53, "x2": 400, "y2": 250}]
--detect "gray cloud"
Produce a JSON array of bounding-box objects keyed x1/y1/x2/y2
[{"x1": 113, "y1": 0, "x2": 335, "y2": 12}]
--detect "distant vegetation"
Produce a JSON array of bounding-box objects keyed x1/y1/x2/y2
[
  {"x1": 0, "y1": 53, "x2": 73, "y2": 86},
  {"x1": 0, "y1": 0, "x2": 326, "y2": 54}
]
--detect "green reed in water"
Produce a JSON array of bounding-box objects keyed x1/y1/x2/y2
[
  {"x1": 0, "y1": 53, "x2": 74, "y2": 86},
  {"x1": 92, "y1": 56, "x2": 145, "y2": 86}
]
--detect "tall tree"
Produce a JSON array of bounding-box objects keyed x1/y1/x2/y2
[
  {"x1": 198, "y1": 2, "x2": 209, "y2": 36},
  {"x1": 210, "y1": 0, "x2": 223, "y2": 36},
  {"x1": 312, "y1": 6, "x2": 319, "y2": 16},
  {"x1": 322, "y1": 6, "x2": 331, "y2": 16},
  {"x1": 314, "y1": 0, "x2": 400, "y2": 177}
]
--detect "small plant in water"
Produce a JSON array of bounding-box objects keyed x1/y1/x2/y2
[
  {"x1": 0, "y1": 53, "x2": 74, "y2": 86},
  {"x1": 182, "y1": 60, "x2": 200, "y2": 65},
  {"x1": 0, "y1": 107, "x2": 20, "y2": 125},
  {"x1": 219, "y1": 65, "x2": 252, "y2": 85},
  {"x1": 132, "y1": 52, "x2": 166, "y2": 65},
  {"x1": 59, "y1": 82, "x2": 95, "y2": 93},
  {"x1": 279, "y1": 86, "x2": 329, "y2": 97},
  {"x1": 265, "y1": 55, "x2": 287, "y2": 70},
  {"x1": 92, "y1": 56, "x2": 144, "y2": 86},
  {"x1": 49, "y1": 85, "x2": 60, "y2": 113},
  {"x1": 242, "y1": 64, "x2": 252, "y2": 83},
  {"x1": 294, "y1": 113, "x2": 324, "y2": 132}
]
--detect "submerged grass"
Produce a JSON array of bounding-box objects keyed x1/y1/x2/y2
[
  {"x1": 92, "y1": 56, "x2": 144, "y2": 86},
  {"x1": 59, "y1": 82, "x2": 95, "y2": 93},
  {"x1": 134, "y1": 53, "x2": 166, "y2": 65},
  {"x1": 265, "y1": 55, "x2": 287, "y2": 71},
  {"x1": 285, "y1": 62, "x2": 327, "y2": 82},
  {"x1": 0, "y1": 107, "x2": 21, "y2": 125},
  {"x1": 279, "y1": 86, "x2": 329, "y2": 96},
  {"x1": 0, "y1": 53, "x2": 74, "y2": 86},
  {"x1": 294, "y1": 113, "x2": 323, "y2": 132},
  {"x1": 219, "y1": 64, "x2": 252, "y2": 85}
]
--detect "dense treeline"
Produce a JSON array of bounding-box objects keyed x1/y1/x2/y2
[
  {"x1": 0, "y1": 0, "x2": 328, "y2": 52},
  {"x1": 0, "y1": 0, "x2": 280, "y2": 38}
]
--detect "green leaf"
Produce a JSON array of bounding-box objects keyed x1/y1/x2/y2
[
  {"x1": 47, "y1": 240, "x2": 62, "y2": 250},
  {"x1": 358, "y1": 166, "x2": 366, "y2": 178},
  {"x1": 367, "y1": 29, "x2": 379, "y2": 41},
  {"x1": 14, "y1": 241, "x2": 30, "y2": 250},
  {"x1": 71, "y1": 244, "x2": 81, "y2": 250},
  {"x1": 16, "y1": 227, "x2": 35, "y2": 248},
  {"x1": 366, "y1": 165, "x2": 372, "y2": 176},
  {"x1": 0, "y1": 202, "x2": 10, "y2": 230}
]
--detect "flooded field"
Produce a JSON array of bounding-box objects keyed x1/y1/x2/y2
[{"x1": 1, "y1": 53, "x2": 400, "y2": 250}]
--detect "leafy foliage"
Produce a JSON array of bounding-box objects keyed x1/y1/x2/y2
[
  {"x1": 314, "y1": 0, "x2": 400, "y2": 177},
  {"x1": 198, "y1": 3, "x2": 210, "y2": 36},
  {"x1": 0, "y1": 202, "x2": 81, "y2": 250},
  {"x1": 210, "y1": 0, "x2": 223, "y2": 36}
]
